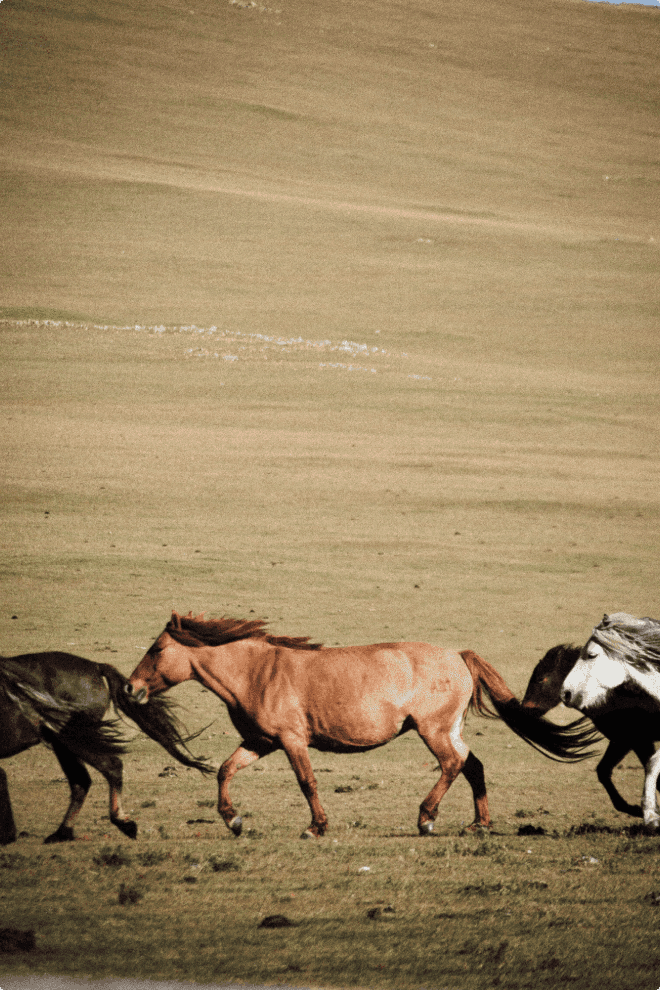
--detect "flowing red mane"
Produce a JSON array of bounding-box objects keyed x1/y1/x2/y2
[{"x1": 166, "y1": 612, "x2": 323, "y2": 650}]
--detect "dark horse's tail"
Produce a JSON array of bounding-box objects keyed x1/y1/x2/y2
[
  {"x1": 460, "y1": 650, "x2": 601, "y2": 762},
  {"x1": 100, "y1": 665, "x2": 214, "y2": 774}
]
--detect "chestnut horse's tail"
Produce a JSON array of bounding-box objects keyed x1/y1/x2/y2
[
  {"x1": 460, "y1": 650, "x2": 600, "y2": 762},
  {"x1": 100, "y1": 665, "x2": 215, "y2": 775}
]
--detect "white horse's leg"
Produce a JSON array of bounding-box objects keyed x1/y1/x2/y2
[{"x1": 642, "y1": 750, "x2": 660, "y2": 827}]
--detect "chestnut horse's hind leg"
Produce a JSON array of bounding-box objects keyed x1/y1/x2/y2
[
  {"x1": 460, "y1": 751, "x2": 491, "y2": 831},
  {"x1": 416, "y1": 718, "x2": 491, "y2": 835},
  {"x1": 217, "y1": 740, "x2": 276, "y2": 836}
]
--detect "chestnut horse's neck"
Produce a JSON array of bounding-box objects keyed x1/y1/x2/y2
[{"x1": 171, "y1": 635, "x2": 277, "y2": 706}]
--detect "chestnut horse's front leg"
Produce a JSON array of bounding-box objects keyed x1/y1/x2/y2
[
  {"x1": 217, "y1": 740, "x2": 275, "y2": 836},
  {"x1": 280, "y1": 735, "x2": 328, "y2": 838}
]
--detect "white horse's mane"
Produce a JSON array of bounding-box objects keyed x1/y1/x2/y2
[{"x1": 591, "y1": 612, "x2": 660, "y2": 672}]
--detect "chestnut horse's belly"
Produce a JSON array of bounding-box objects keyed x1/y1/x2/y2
[{"x1": 301, "y1": 644, "x2": 472, "y2": 750}]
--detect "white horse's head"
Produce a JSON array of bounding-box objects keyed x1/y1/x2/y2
[
  {"x1": 561, "y1": 612, "x2": 660, "y2": 713},
  {"x1": 560, "y1": 638, "x2": 628, "y2": 712}
]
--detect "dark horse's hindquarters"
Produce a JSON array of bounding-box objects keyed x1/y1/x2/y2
[{"x1": 0, "y1": 651, "x2": 212, "y2": 844}]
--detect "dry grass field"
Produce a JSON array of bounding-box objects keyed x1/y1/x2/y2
[{"x1": 1, "y1": 0, "x2": 659, "y2": 988}]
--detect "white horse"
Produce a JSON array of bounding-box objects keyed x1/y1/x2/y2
[{"x1": 561, "y1": 612, "x2": 660, "y2": 828}]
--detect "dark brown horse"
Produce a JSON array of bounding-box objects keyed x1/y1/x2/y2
[
  {"x1": 522, "y1": 643, "x2": 656, "y2": 818},
  {"x1": 126, "y1": 613, "x2": 598, "y2": 838},
  {"x1": 0, "y1": 651, "x2": 212, "y2": 844}
]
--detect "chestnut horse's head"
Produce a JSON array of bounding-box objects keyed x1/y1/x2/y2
[{"x1": 125, "y1": 612, "x2": 199, "y2": 704}]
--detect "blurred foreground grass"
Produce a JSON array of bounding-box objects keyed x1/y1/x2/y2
[{"x1": 1, "y1": 783, "x2": 659, "y2": 990}]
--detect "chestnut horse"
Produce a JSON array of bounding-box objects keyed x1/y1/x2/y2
[{"x1": 126, "y1": 613, "x2": 598, "y2": 837}]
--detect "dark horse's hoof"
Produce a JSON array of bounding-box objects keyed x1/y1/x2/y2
[
  {"x1": 418, "y1": 820, "x2": 434, "y2": 836},
  {"x1": 115, "y1": 818, "x2": 138, "y2": 840},
  {"x1": 44, "y1": 825, "x2": 75, "y2": 844},
  {"x1": 0, "y1": 824, "x2": 17, "y2": 846}
]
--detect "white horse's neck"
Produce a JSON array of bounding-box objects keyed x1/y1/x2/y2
[{"x1": 625, "y1": 662, "x2": 660, "y2": 712}]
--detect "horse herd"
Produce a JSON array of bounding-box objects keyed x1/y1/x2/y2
[{"x1": 1, "y1": 610, "x2": 658, "y2": 845}]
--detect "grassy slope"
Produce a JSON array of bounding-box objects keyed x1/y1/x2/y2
[
  {"x1": 0, "y1": 1, "x2": 659, "y2": 988},
  {"x1": 1, "y1": 0, "x2": 658, "y2": 345}
]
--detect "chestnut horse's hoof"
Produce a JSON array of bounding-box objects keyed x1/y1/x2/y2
[
  {"x1": 418, "y1": 820, "x2": 434, "y2": 836},
  {"x1": 463, "y1": 821, "x2": 493, "y2": 834},
  {"x1": 301, "y1": 825, "x2": 326, "y2": 838},
  {"x1": 229, "y1": 815, "x2": 243, "y2": 836}
]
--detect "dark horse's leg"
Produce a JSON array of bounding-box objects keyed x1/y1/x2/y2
[
  {"x1": 596, "y1": 739, "x2": 643, "y2": 818},
  {"x1": 44, "y1": 740, "x2": 91, "y2": 843},
  {"x1": 590, "y1": 711, "x2": 659, "y2": 818},
  {"x1": 0, "y1": 768, "x2": 17, "y2": 845},
  {"x1": 45, "y1": 732, "x2": 137, "y2": 842},
  {"x1": 217, "y1": 740, "x2": 276, "y2": 836},
  {"x1": 595, "y1": 729, "x2": 658, "y2": 819}
]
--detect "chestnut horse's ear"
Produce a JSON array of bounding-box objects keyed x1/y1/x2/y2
[
  {"x1": 194, "y1": 612, "x2": 205, "y2": 621},
  {"x1": 171, "y1": 611, "x2": 182, "y2": 629}
]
